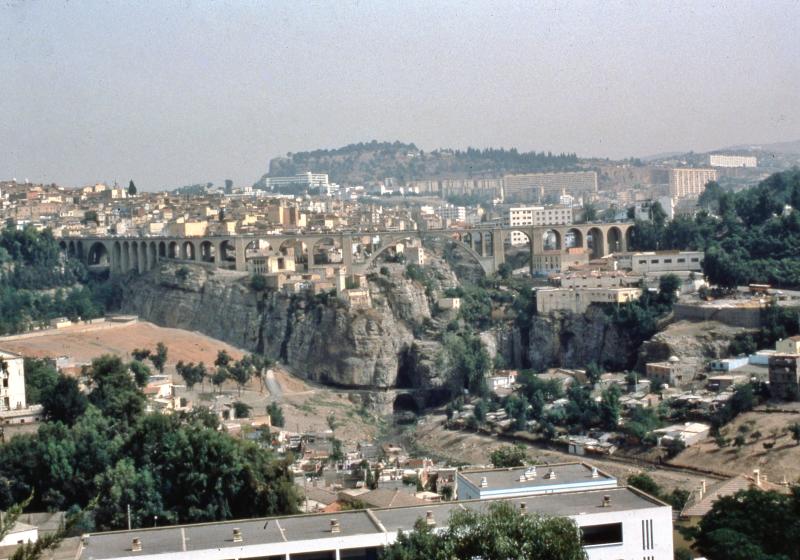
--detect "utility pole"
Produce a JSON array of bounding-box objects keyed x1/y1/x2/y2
[{"x1": 127, "y1": 504, "x2": 131, "y2": 530}]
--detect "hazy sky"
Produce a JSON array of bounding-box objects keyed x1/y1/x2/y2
[{"x1": 2, "y1": 1, "x2": 799, "y2": 190}]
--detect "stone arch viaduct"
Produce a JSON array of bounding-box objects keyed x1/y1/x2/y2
[{"x1": 60, "y1": 222, "x2": 634, "y2": 277}]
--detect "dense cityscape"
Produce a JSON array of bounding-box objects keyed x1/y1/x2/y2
[{"x1": 2, "y1": 2, "x2": 800, "y2": 560}]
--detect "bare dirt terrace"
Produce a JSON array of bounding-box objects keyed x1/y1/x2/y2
[
  {"x1": 0, "y1": 320, "x2": 379, "y2": 445},
  {"x1": 670, "y1": 404, "x2": 800, "y2": 484},
  {"x1": 0, "y1": 320, "x2": 246, "y2": 367}
]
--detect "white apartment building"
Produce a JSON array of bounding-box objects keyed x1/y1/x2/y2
[
  {"x1": 0, "y1": 350, "x2": 26, "y2": 412},
  {"x1": 265, "y1": 172, "x2": 330, "y2": 191},
  {"x1": 436, "y1": 204, "x2": 466, "y2": 223},
  {"x1": 507, "y1": 205, "x2": 574, "y2": 246},
  {"x1": 613, "y1": 251, "x2": 704, "y2": 275},
  {"x1": 709, "y1": 154, "x2": 757, "y2": 168},
  {"x1": 76, "y1": 486, "x2": 673, "y2": 560},
  {"x1": 669, "y1": 168, "x2": 718, "y2": 199},
  {"x1": 456, "y1": 463, "x2": 616, "y2": 501}
]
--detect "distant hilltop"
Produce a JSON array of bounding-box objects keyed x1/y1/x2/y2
[{"x1": 253, "y1": 140, "x2": 580, "y2": 187}]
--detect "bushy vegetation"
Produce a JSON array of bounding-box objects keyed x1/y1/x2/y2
[
  {"x1": 0, "y1": 226, "x2": 123, "y2": 334},
  {"x1": 631, "y1": 169, "x2": 800, "y2": 288},
  {"x1": 687, "y1": 487, "x2": 800, "y2": 560},
  {"x1": 627, "y1": 473, "x2": 690, "y2": 510},
  {"x1": 0, "y1": 355, "x2": 298, "y2": 530},
  {"x1": 381, "y1": 501, "x2": 586, "y2": 560}
]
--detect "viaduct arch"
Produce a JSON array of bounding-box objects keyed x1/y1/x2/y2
[{"x1": 61, "y1": 222, "x2": 634, "y2": 277}]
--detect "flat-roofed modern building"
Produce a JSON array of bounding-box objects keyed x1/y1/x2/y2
[
  {"x1": 709, "y1": 154, "x2": 757, "y2": 168},
  {"x1": 506, "y1": 205, "x2": 575, "y2": 246},
  {"x1": 668, "y1": 168, "x2": 718, "y2": 199},
  {"x1": 75, "y1": 487, "x2": 673, "y2": 560},
  {"x1": 503, "y1": 171, "x2": 598, "y2": 204},
  {"x1": 456, "y1": 462, "x2": 617, "y2": 500}
]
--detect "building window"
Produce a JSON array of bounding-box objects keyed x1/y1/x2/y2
[
  {"x1": 582, "y1": 522, "x2": 623, "y2": 546},
  {"x1": 663, "y1": 259, "x2": 672, "y2": 264},
  {"x1": 691, "y1": 258, "x2": 699, "y2": 262},
  {"x1": 677, "y1": 258, "x2": 685, "y2": 263}
]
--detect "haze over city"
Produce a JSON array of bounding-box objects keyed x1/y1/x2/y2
[{"x1": 2, "y1": 0, "x2": 799, "y2": 190}]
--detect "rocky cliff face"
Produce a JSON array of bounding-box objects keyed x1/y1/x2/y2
[
  {"x1": 523, "y1": 306, "x2": 637, "y2": 371},
  {"x1": 121, "y1": 262, "x2": 450, "y2": 390}
]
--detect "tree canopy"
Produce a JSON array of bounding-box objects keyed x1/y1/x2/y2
[
  {"x1": 381, "y1": 501, "x2": 586, "y2": 560},
  {"x1": 0, "y1": 354, "x2": 299, "y2": 530}
]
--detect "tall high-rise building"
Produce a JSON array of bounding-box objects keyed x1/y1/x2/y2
[{"x1": 668, "y1": 168, "x2": 718, "y2": 199}]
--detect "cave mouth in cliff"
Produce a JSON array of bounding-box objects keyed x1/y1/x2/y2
[
  {"x1": 395, "y1": 347, "x2": 416, "y2": 389},
  {"x1": 393, "y1": 393, "x2": 420, "y2": 414}
]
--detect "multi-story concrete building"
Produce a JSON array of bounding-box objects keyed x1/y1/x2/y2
[
  {"x1": 456, "y1": 463, "x2": 616, "y2": 500},
  {"x1": 668, "y1": 168, "x2": 718, "y2": 199},
  {"x1": 436, "y1": 204, "x2": 466, "y2": 223},
  {"x1": 75, "y1": 487, "x2": 673, "y2": 560},
  {"x1": 265, "y1": 172, "x2": 330, "y2": 191},
  {"x1": 535, "y1": 286, "x2": 642, "y2": 314},
  {"x1": 709, "y1": 154, "x2": 757, "y2": 168},
  {"x1": 506, "y1": 205, "x2": 574, "y2": 246},
  {"x1": 0, "y1": 350, "x2": 26, "y2": 413},
  {"x1": 613, "y1": 251, "x2": 704, "y2": 274},
  {"x1": 769, "y1": 354, "x2": 800, "y2": 400},
  {"x1": 503, "y1": 171, "x2": 598, "y2": 204},
  {"x1": 775, "y1": 336, "x2": 800, "y2": 355}
]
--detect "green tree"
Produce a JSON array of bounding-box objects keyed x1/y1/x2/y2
[
  {"x1": 22, "y1": 358, "x2": 58, "y2": 405},
  {"x1": 658, "y1": 273, "x2": 681, "y2": 304},
  {"x1": 127, "y1": 180, "x2": 137, "y2": 196},
  {"x1": 267, "y1": 402, "x2": 285, "y2": 427},
  {"x1": 627, "y1": 473, "x2": 661, "y2": 496},
  {"x1": 129, "y1": 360, "x2": 150, "y2": 388},
  {"x1": 692, "y1": 487, "x2": 800, "y2": 560},
  {"x1": 600, "y1": 384, "x2": 622, "y2": 429},
  {"x1": 131, "y1": 348, "x2": 151, "y2": 361},
  {"x1": 232, "y1": 401, "x2": 252, "y2": 418},
  {"x1": 176, "y1": 361, "x2": 206, "y2": 391},
  {"x1": 40, "y1": 375, "x2": 88, "y2": 425},
  {"x1": 93, "y1": 458, "x2": 165, "y2": 530},
  {"x1": 381, "y1": 501, "x2": 587, "y2": 560},
  {"x1": 149, "y1": 342, "x2": 168, "y2": 374},
  {"x1": 211, "y1": 367, "x2": 228, "y2": 393},
  {"x1": 497, "y1": 262, "x2": 513, "y2": 279},
  {"x1": 229, "y1": 358, "x2": 254, "y2": 397},
  {"x1": 250, "y1": 274, "x2": 268, "y2": 291},
  {"x1": 789, "y1": 423, "x2": 800, "y2": 445},
  {"x1": 86, "y1": 355, "x2": 146, "y2": 426},
  {"x1": 490, "y1": 444, "x2": 527, "y2": 468}
]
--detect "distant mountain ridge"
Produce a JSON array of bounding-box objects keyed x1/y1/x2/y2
[{"x1": 254, "y1": 140, "x2": 580, "y2": 187}]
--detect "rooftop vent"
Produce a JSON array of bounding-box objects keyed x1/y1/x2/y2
[
  {"x1": 232, "y1": 528, "x2": 243, "y2": 543},
  {"x1": 518, "y1": 474, "x2": 527, "y2": 482},
  {"x1": 754, "y1": 469, "x2": 761, "y2": 487},
  {"x1": 425, "y1": 511, "x2": 436, "y2": 527},
  {"x1": 131, "y1": 538, "x2": 142, "y2": 552},
  {"x1": 602, "y1": 495, "x2": 611, "y2": 508},
  {"x1": 479, "y1": 476, "x2": 488, "y2": 488},
  {"x1": 519, "y1": 502, "x2": 527, "y2": 515},
  {"x1": 525, "y1": 466, "x2": 537, "y2": 479},
  {"x1": 700, "y1": 479, "x2": 706, "y2": 497},
  {"x1": 591, "y1": 467, "x2": 599, "y2": 478},
  {"x1": 546, "y1": 469, "x2": 557, "y2": 480},
  {"x1": 330, "y1": 519, "x2": 341, "y2": 534}
]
